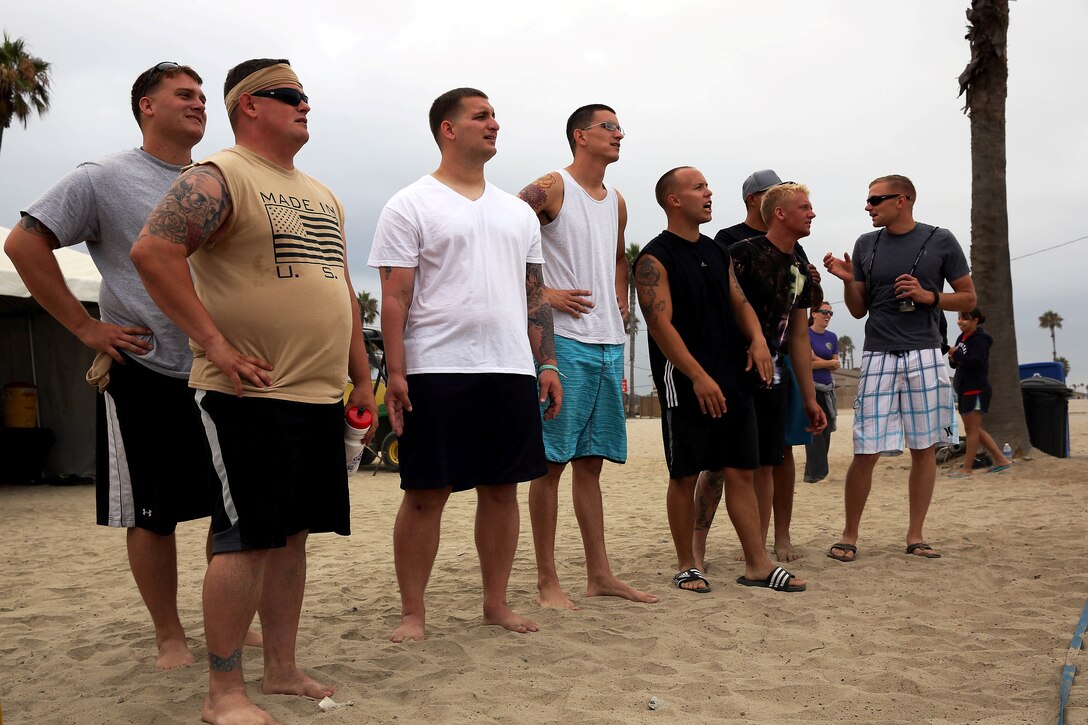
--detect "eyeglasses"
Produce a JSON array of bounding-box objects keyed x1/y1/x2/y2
[
  {"x1": 581, "y1": 121, "x2": 624, "y2": 135},
  {"x1": 139, "y1": 61, "x2": 180, "y2": 100},
  {"x1": 815, "y1": 309, "x2": 833, "y2": 317},
  {"x1": 251, "y1": 87, "x2": 309, "y2": 107},
  {"x1": 866, "y1": 193, "x2": 909, "y2": 206}
]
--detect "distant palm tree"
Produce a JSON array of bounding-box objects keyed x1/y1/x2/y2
[
  {"x1": 0, "y1": 33, "x2": 51, "y2": 157},
  {"x1": 624, "y1": 242, "x2": 641, "y2": 416},
  {"x1": 356, "y1": 290, "x2": 379, "y2": 326},
  {"x1": 1056, "y1": 356, "x2": 1071, "y2": 379},
  {"x1": 838, "y1": 335, "x2": 855, "y2": 369},
  {"x1": 1038, "y1": 310, "x2": 1063, "y2": 362}
]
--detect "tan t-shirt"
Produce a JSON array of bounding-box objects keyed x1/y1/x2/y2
[{"x1": 187, "y1": 145, "x2": 351, "y2": 404}]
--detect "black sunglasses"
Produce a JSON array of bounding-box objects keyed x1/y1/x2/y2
[
  {"x1": 139, "y1": 61, "x2": 180, "y2": 100},
  {"x1": 866, "y1": 193, "x2": 909, "y2": 206},
  {"x1": 251, "y1": 87, "x2": 309, "y2": 107}
]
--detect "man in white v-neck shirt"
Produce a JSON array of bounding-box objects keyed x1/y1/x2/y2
[
  {"x1": 369, "y1": 87, "x2": 562, "y2": 642},
  {"x1": 517, "y1": 105, "x2": 658, "y2": 610}
]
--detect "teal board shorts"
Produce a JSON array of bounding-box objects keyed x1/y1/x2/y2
[{"x1": 541, "y1": 335, "x2": 627, "y2": 464}]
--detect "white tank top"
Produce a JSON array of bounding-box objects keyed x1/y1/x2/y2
[{"x1": 540, "y1": 169, "x2": 626, "y2": 344}]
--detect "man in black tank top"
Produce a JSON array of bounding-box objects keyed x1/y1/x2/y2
[{"x1": 634, "y1": 166, "x2": 806, "y2": 594}]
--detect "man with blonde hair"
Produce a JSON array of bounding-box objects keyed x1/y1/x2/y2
[
  {"x1": 132, "y1": 58, "x2": 377, "y2": 724},
  {"x1": 823, "y1": 174, "x2": 974, "y2": 563}
]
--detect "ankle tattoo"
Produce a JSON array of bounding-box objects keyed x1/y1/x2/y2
[{"x1": 208, "y1": 648, "x2": 243, "y2": 672}]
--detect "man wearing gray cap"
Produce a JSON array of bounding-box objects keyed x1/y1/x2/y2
[{"x1": 693, "y1": 169, "x2": 823, "y2": 568}]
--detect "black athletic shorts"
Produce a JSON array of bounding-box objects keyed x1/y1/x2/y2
[
  {"x1": 660, "y1": 395, "x2": 759, "y2": 479},
  {"x1": 752, "y1": 384, "x2": 788, "y2": 467},
  {"x1": 957, "y1": 388, "x2": 992, "y2": 415},
  {"x1": 399, "y1": 373, "x2": 547, "y2": 492},
  {"x1": 195, "y1": 390, "x2": 350, "y2": 553},
  {"x1": 96, "y1": 354, "x2": 214, "y2": 534}
]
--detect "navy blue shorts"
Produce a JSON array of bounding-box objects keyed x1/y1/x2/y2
[
  {"x1": 957, "y1": 388, "x2": 992, "y2": 415},
  {"x1": 399, "y1": 373, "x2": 547, "y2": 492},
  {"x1": 195, "y1": 391, "x2": 349, "y2": 553},
  {"x1": 660, "y1": 395, "x2": 758, "y2": 479}
]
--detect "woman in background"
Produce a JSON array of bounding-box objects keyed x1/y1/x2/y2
[
  {"x1": 804, "y1": 302, "x2": 838, "y2": 483},
  {"x1": 947, "y1": 308, "x2": 1013, "y2": 477}
]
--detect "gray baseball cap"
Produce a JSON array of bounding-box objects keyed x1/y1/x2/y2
[{"x1": 742, "y1": 169, "x2": 783, "y2": 199}]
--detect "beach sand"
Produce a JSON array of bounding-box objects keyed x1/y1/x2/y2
[{"x1": 1, "y1": 401, "x2": 1086, "y2": 724}]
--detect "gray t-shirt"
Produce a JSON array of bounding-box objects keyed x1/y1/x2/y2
[
  {"x1": 852, "y1": 222, "x2": 970, "y2": 352},
  {"x1": 24, "y1": 148, "x2": 192, "y2": 377}
]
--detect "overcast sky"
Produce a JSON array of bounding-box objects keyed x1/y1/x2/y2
[{"x1": 2, "y1": 1, "x2": 1085, "y2": 394}]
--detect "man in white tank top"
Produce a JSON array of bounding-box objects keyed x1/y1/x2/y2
[{"x1": 518, "y1": 105, "x2": 659, "y2": 609}]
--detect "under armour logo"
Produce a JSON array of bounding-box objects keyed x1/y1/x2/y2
[
  {"x1": 700, "y1": 262, "x2": 708, "y2": 268},
  {"x1": 142, "y1": 508, "x2": 152, "y2": 517}
]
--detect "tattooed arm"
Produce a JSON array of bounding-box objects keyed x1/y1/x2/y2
[
  {"x1": 131, "y1": 165, "x2": 273, "y2": 396},
  {"x1": 726, "y1": 260, "x2": 772, "y2": 385},
  {"x1": 635, "y1": 254, "x2": 725, "y2": 418},
  {"x1": 378, "y1": 265, "x2": 415, "y2": 436},
  {"x1": 527, "y1": 262, "x2": 562, "y2": 420},
  {"x1": 518, "y1": 171, "x2": 593, "y2": 318},
  {"x1": 4, "y1": 217, "x2": 153, "y2": 362}
]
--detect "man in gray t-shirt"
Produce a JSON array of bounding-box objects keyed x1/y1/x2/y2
[
  {"x1": 2, "y1": 62, "x2": 233, "y2": 670},
  {"x1": 822, "y1": 174, "x2": 975, "y2": 564}
]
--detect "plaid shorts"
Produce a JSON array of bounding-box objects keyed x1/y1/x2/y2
[{"x1": 853, "y1": 349, "x2": 958, "y2": 456}]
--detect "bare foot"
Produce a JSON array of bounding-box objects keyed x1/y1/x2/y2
[
  {"x1": 773, "y1": 541, "x2": 802, "y2": 563},
  {"x1": 390, "y1": 614, "x2": 425, "y2": 643},
  {"x1": 243, "y1": 628, "x2": 263, "y2": 648},
  {"x1": 586, "y1": 575, "x2": 660, "y2": 603},
  {"x1": 156, "y1": 637, "x2": 196, "y2": 670},
  {"x1": 202, "y1": 691, "x2": 277, "y2": 725},
  {"x1": 536, "y1": 579, "x2": 579, "y2": 610},
  {"x1": 261, "y1": 666, "x2": 334, "y2": 699},
  {"x1": 483, "y1": 603, "x2": 539, "y2": 634}
]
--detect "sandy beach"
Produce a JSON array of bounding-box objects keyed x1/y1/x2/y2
[{"x1": 1, "y1": 401, "x2": 1086, "y2": 724}]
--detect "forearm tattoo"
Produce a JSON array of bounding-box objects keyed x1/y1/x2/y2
[
  {"x1": 526, "y1": 263, "x2": 556, "y2": 361},
  {"x1": 144, "y1": 166, "x2": 232, "y2": 255},
  {"x1": 635, "y1": 257, "x2": 665, "y2": 325},
  {"x1": 208, "y1": 648, "x2": 242, "y2": 672}
]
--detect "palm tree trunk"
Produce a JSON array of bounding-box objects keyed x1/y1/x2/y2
[
  {"x1": 960, "y1": 0, "x2": 1030, "y2": 454},
  {"x1": 1050, "y1": 328, "x2": 1057, "y2": 361}
]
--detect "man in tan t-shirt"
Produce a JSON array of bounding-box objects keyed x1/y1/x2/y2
[{"x1": 132, "y1": 58, "x2": 377, "y2": 725}]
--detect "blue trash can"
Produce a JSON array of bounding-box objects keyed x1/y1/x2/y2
[
  {"x1": 1019, "y1": 361, "x2": 1065, "y2": 383},
  {"x1": 1020, "y1": 376, "x2": 1072, "y2": 457}
]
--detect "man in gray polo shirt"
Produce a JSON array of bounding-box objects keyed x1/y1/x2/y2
[{"x1": 3, "y1": 62, "x2": 231, "y2": 669}]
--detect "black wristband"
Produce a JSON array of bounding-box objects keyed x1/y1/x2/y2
[{"x1": 932, "y1": 290, "x2": 940, "y2": 308}]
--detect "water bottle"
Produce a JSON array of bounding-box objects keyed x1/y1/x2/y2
[
  {"x1": 1002, "y1": 443, "x2": 1013, "y2": 460},
  {"x1": 344, "y1": 406, "x2": 373, "y2": 474}
]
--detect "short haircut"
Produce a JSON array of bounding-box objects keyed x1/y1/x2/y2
[
  {"x1": 565, "y1": 103, "x2": 616, "y2": 154},
  {"x1": 429, "y1": 87, "x2": 488, "y2": 145},
  {"x1": 760, "y1": 182, "x2": 811, "y2": 224},
  {"x1": 655, "y1": 166, "x2": 693, "y2": 210},
  {"x1": 960, "y1": 307, "x2": 986, "y2": 324},
  {"x1": 869, "y1": 174, "x2": 916, "y2": 200},
  {"x1": 223, "y1": 58, "x2": 291, "y2": 100},
  {"x1": 130, "y1": 64, "x2": 203, "y2": 127},
  {"x1": 222, "y1": 58, "x2": 291, "y2": 128}
]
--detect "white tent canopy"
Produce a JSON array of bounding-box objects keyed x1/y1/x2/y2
[{"x1": 1, "y1": 225, "x2": 102, "y2": 481}]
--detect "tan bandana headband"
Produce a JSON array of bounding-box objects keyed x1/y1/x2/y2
[{"x1": 225, "y1": 64, "x2": 301, "y2": 117}]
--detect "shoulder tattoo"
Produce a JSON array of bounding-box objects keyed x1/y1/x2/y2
[{"x1": 144, "y1": 166, "x2": 232, "y2": 255}]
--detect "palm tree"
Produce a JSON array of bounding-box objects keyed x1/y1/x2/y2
[
  {"x1": 624, "y1": 242, "x2": 641, "y2": 417},
  {"x1": 1038, "y1": 310, "x2": 1063, "y2": 362},
  {"x1": 958, "y1": 0, "x2": 1030, "y2": 454},
  {"x1": 356, "y1": 290, "x2": 379, "y2": 326},
  {"x1": 0, "y1": 33, "x2": 51, "y2": 157},
  {"x1": 838, "y1": 335, "x2": 855, "y2": 369},
  {"x1": 1056, "y1": 356, "x2": 1070, "y2": 379}
]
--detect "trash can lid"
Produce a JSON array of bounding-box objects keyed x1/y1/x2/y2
[{"x1": 1020, "y1": 375, "x2": 1073, "y2": 397}]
